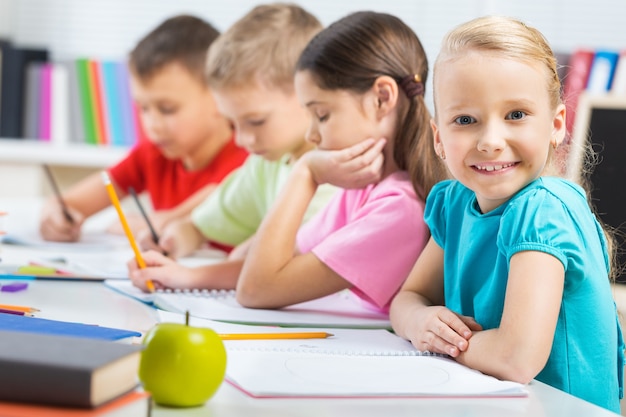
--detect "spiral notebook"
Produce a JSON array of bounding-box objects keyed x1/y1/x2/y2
[
  {"x1": 156, "y1": 310, "x2": 527, "y2": 398},
  {"x1": 106, "y1": 281, "x2": 391, "y2": 328},
  {"x1": 152, "y1": 288, "x2": 391, "y2": 329},
  {"x1": 225, "y1": 351, "x2": 528, "y2": 398}
]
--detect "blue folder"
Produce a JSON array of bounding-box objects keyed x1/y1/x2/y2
[{"x1": 0, "y1": 313, "x2": 141, "y2": 340}]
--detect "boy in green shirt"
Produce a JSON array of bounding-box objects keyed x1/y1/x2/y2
[{"x1": 131, "y1": 4, "x2": 337, "y2": 291}]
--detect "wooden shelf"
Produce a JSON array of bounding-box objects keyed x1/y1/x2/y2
[{"x1": 0, "y1": 139, "x2": 128, "y2": 168}]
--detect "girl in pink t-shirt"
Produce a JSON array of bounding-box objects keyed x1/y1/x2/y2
[{"x1": 236, "y1": 11, "x2": 446, "y2": 311}]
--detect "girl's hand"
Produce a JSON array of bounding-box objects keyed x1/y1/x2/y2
[
  {"x1": 405, "y1": 306, "x2": 482, "y2": 357},
  {"x1": 127, "y1": 250, "x2": 193, "y2": 292},
  {"x1": 305, "y1": 138, "x2": 386, "y2": 188}
]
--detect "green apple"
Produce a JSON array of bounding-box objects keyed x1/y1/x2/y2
[{"x1": 139, "y1": 312, "x2": 227, "y2": 407}]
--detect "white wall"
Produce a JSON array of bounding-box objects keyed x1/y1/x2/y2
[{"x1": 3, "y1": 0, "x2": 626, "y2": 63}]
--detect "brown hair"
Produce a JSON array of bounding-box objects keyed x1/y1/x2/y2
[
  {"x1": 296, "y1": 11, "x2": 446, "y2": 200},
  {"x1": 206, "y1": 3, "x2": 322, "y2": 92},
  {"x1": 129, "y1": 15, "x2": 219, "y2": 83}
]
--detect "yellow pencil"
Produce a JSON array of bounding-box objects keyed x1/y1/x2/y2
[
  {"x1": 0, "y1": 304, "x2": 40, "y2": 313},
  {"x1": 218, "y1": 332, "x2": 333, "y2": 340},
  {"x1": 101, "y1": 172, "x2": 155, "y2": 293}
]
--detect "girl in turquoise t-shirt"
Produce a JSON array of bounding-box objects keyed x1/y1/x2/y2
[{"x1": 390, "y1": 16, "x2": 624, "y2": 413}]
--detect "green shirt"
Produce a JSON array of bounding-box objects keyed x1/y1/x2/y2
[{"x1": 191, "y1": 154, "x2": 338, "y2": 247}]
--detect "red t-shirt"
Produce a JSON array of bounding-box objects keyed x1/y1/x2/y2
[{"x1": 109, "y1": 138, "x2": 247, "y2": 210}]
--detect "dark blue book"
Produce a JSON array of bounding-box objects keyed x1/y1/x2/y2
[{"x1": 0, "y1": 313, "x2": 141, "y2": 340}]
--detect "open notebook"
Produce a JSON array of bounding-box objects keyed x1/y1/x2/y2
[
  {"x1": 107, "y1": 282, "x2": 391, "y2": 328},
  {"x1": 156, "y1": 311, "x2": 526, "y2": 399},
  {"x1": 153, "y1": 288, "x2": 391, "y2": 329},
  {"x1": 226, "y1": 352, "x2": 527, "y2": 398}
]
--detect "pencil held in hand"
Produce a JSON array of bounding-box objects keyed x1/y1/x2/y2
[
  {"x1": 101, "y1": 172, "x2": 155, "y2": 292},
  {"x1": 128, "y1": 187, "x2": 160, "y2": 245},
  {"x1": 43, "y1": 164, "x2": 74, "y2": 224}
]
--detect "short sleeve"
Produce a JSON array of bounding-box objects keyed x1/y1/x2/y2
[
  {"x1": 424, "y1": 180, "x2": 454, "y2": 248},
  {"x1": 304, "y1": 180, "x2": 428, "y2": 309},
  {"x1": 191, "y1": 157, "x2": 270, "y2": 246},
  {"x1": 497, "y1": 186, "x2": 579, "y2": 272},
  {"x1": 108, "y1": 143, "x2": 146, "y2": 194}
]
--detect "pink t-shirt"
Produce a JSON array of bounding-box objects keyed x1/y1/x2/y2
[{"x1": 296, "y1": 171, "x2": 428, "y2": 312}]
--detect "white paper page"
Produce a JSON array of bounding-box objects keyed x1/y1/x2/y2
[
  {"x1": 157, "y1": 310, "x2": 419, "y2": 355},
  {"x1": 153, "y1": 289, "x2": 391, "y2": 329},
  {"x1": 226, "y1": 352, "x2": 527, "y2": 398}
]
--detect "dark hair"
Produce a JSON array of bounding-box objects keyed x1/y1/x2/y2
[
  {"x1": 296, "y1": 11, "x2": 446, "y2": 200},
  {"x1": 129, "y1": 15, "x2": 220, "y2": 83}
]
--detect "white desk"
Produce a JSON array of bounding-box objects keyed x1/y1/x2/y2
[
  {"x1": 0, "y1": 277, "x2": 619, "y2": 417},
  {"x1": 0, "y1": 197, "x2": 621, "y2": 417}
]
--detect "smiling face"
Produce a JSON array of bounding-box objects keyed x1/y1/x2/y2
[
  {"x1": 130, "y1": 62, "x2": 225, "y2": 162},
  {"x1": 212, "y1": 80, "x2": 313, "y2": 161},
  {"x1": 294, "y1": 70, "x2": 392, "y2": 151},
  {"x1": 431, "y1": 51, "x2": 565, "y2": 213}
]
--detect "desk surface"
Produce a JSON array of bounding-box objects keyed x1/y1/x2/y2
[
  {"x1": 0, "y1": 198, "x2": 621, "y2": 417},
  {"x1": 0, "y1": 277, "x2": 619, "y2": 417}
]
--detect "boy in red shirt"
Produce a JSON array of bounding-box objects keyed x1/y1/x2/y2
[{"x1": 39, "y1": 15, "x2": 247, "y2": 242}]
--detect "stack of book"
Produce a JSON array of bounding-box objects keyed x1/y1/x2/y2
[{"x1": 0, "y1": 311, "x2": 151, "y2": 416}]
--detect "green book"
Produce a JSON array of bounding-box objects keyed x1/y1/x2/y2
[{"x1": 75, "y1": 58, "x2": 97, "y2": 145}]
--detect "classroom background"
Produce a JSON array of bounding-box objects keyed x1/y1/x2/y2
[{"x1": 0, "y1": 0, "x2": 625, "y2": 198}]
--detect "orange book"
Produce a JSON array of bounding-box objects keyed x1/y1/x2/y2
[
  {"x1": 88, "y1": 59, "x2": 108, "y2": 145},
  {"x1": 0, "y1": 391, "x2": 151, "y2": 416}
]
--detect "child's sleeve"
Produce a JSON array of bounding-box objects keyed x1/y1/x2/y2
[
  {"x1": 300, "y1": 181, "x2": 427, "y2": 309},
  {"x1": 190, "y1": 156, "x2": 270, "y2": 247}
]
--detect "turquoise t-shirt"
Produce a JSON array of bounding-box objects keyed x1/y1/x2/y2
[
  {"x1": 191, "y1": 154, "x2": 338, "y2": 247},
  {"x1": 425, "y1": 177, "x2": 624, "y2": 413}
]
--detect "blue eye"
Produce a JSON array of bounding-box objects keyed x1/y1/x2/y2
[
  {"x1": 507, "y1": 110, "x2": 526, "y2": 120},
  {"x1": 454, "y1": 115, "x2": 475, "y2": 125}
]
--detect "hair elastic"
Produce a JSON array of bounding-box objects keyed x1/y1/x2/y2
[{"x1": 399, "y1": 74, "x2": 424, "y2": 99}]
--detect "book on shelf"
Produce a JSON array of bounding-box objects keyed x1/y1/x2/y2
[
  {"x1": 610, "y1": 50, "x2": 626, "y2": 95},
  {"x1": 17, "y1": 57, "x2": 141, "y2": 147},
  {"x1": 0, "y1": 390, "x2": 151, "y2": 417},
  {"x1": 0, "y1": 41, "x2": 49, "y2": 138},
  {"x1": 562, "y1": 48, "x2": 595, "y2": 138},
  {"x1": 586, "y1": 50, "x2": 620, "y2": 94},
  {"x1": 0, "y1": 330, "x2": 143, "y2": 408}
]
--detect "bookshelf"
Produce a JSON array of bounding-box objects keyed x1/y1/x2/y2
[
  {"x1": 0, "y1": 140, "x2": 128, "y2": 197},
  {"x1": 0, "y1": 140, "x2": 127, "y2": 167}
]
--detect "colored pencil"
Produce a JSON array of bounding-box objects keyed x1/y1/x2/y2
[
  {"x1": 128, "y1": 187, "x2": 160, "y2": 245},
  {"x1": 218, "y1": 332, "x2": 333, "y2": 340},
  {"x1": 0, "y1": 304, "x2": 40, "y2": 313},
  {"x1": 0, "y1": 308, "x2": 33, "y2": 317},
  {"x1": 101, "y1": 172, "x2": 155, "y2": 293}
]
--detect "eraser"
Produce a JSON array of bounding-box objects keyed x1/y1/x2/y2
[{"x1": 1, "y1": 282, "x2": 29, "y2": 292}]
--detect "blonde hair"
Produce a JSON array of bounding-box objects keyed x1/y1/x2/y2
[
  {"x1": 206, "y1": 3, "x2": 322, "y2": 92},
  {"x1": 435, "y1": 16, "x2": 561, "y2": 110},
  {"x1": 434, "y1": 16, "x2": 619, "y2": 280}
]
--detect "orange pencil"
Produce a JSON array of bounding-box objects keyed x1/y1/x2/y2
[
  {"x1": 218, "y1": 332, "x2": 333, "y2": 341},
  {"x1": 0, "y1": 304, "x2": 40, "y2": 313},
  {"x1": 101, "y1": 171, "x2": 155, "y2": 293}
]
